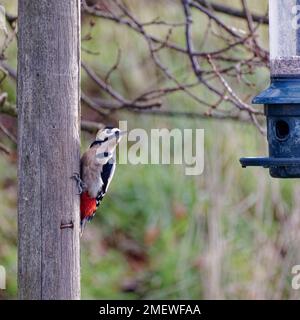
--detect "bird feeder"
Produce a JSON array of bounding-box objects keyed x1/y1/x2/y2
[{"x1": 240, "y1": 0, "x2": 300, "y2": 178}]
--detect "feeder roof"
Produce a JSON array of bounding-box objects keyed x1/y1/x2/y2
[{"x1": 253, "y1": 77, "x2": 300, "y2": 105}]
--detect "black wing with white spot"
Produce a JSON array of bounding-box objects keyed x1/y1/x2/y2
[{"x1": 96, "y1": 160, "x2": 116, "y2": 206}]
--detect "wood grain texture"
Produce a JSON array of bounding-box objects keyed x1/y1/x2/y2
[{"x1": 17, "y1": 0, "x2": 81, "y2": 300}]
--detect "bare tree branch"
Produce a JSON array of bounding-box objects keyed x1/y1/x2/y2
[
  {"x1": 82, "y1": 61, "x2": 162, "y2": 109},
  {"x1": 193, "y1": 0, "x2": 268, "y2": 24},
  {"x1": 0, "y1": 141, "x2": 11, "y2": 156},
  {"x1": 0, "y1": 92, "x2": 17, "y2": 117}
]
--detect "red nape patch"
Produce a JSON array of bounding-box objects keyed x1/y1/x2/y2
[{"x1": 80, "y1": 191, "x2": 97, "y2": 221}]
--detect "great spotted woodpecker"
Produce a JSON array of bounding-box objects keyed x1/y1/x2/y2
[{"x1": 72, "y1": 126, "x2": 124, "y2": 235}]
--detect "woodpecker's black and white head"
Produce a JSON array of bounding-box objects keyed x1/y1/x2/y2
[
  {"x1": 90, "y1": 126, "x2": 123, "y2": 165},
  {"x1": 95, "y1": 126, "x2": 121, "y2": 143}
]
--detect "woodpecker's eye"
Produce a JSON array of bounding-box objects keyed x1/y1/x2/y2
[{"x1": 104, "y1": 152, "x2": 109, "y2": 157}]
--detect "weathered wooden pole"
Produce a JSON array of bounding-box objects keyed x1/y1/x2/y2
[{"x1": 17, "y1": 0, "x2": 81, "y2": 299}]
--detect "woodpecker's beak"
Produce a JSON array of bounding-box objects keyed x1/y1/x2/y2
[
  {"x1": 103, "y1": 130, "x2": 126, "y2": 143},
  {"x1": 116, "y1": 130, "x2": 127, "y2": 137},
  {"x1": 113, "y1": 130, "x2": 127, "y2": 141}
]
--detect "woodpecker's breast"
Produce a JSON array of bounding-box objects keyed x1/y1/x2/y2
[{"x1": 81, "y1": 148, "x2": 104, "y2": 199}]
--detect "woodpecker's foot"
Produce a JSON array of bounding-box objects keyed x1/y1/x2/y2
[{"x1": 71, "y1": 173, "x2": 86, "y2": 195}]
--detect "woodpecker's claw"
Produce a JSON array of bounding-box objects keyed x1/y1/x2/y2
[{"x1": 71, "y1": 173, "x2": 86, "y2": 195}]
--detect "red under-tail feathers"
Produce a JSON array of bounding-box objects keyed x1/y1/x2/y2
[{"x1": 80, "y1": 191, "x2": 97, "y2": 234}]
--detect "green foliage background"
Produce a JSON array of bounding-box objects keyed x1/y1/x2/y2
[{"x1": 1, "y1": 0, "x2": 300, "y2": 300}]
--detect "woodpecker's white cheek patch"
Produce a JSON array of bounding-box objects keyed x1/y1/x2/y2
[{"x1": 96, "y1": 152, "x2": 112, "y2": 159}]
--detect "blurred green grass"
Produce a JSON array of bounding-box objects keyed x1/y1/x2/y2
[{"x1": 2, "y1": 0, "x2": 300, "y2": 300}]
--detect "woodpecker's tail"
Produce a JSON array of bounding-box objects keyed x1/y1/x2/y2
[
  {"x1": 80, "y1": 214, "x2": 96, "y2": 236},
  {"x1": 80, "y1": 218, "x2": 88, "y2": 237}
]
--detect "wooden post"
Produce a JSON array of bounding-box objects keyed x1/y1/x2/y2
[{"x1": 17, "y1": 0, "x2": 81, "y2": 299}]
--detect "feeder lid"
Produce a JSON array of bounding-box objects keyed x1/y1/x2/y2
[{"x1": 253, "y1": 77, "x2": 300, "y2": 105}]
